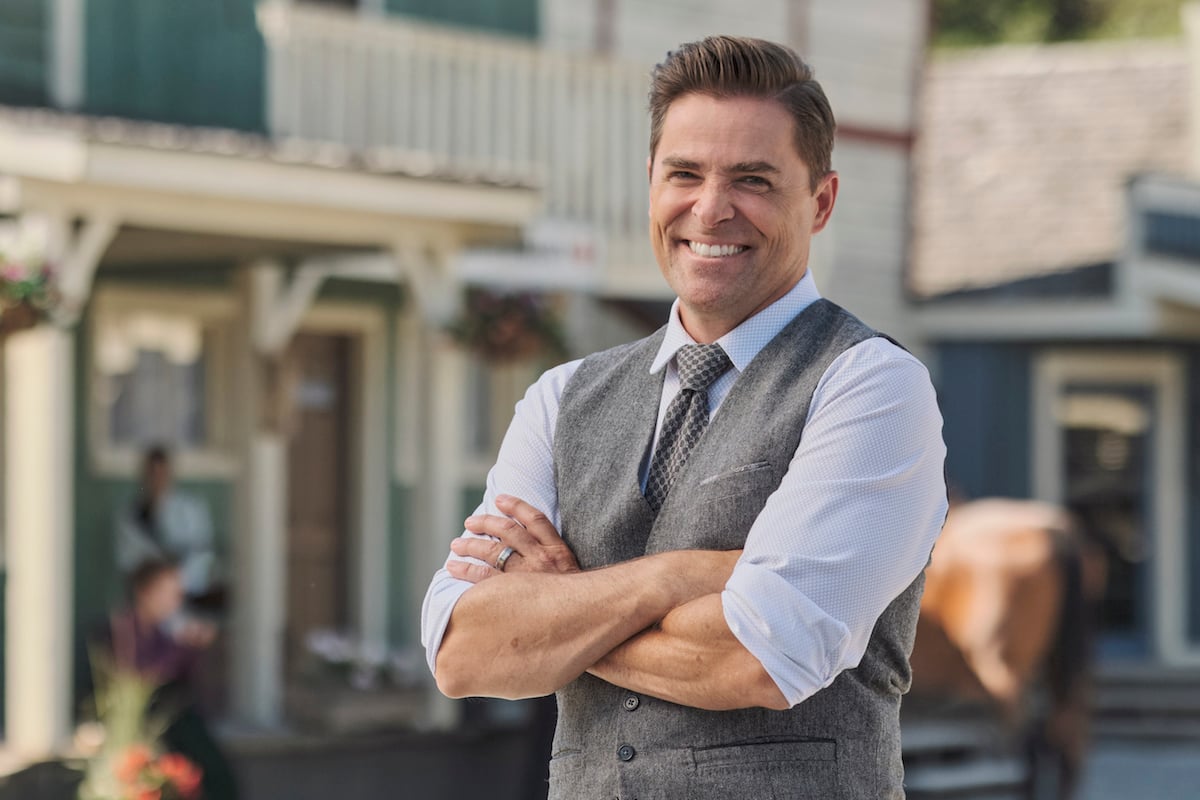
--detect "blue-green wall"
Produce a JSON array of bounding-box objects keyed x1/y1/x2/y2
[
  {"x1": 936, "y1": 342, "x2": 1034, "y2": 500},
  {"x1": 0, "y1": 0, "x2": 48, "y2": 105},
  {"x1": 386, "y1": 0, "x2": 538, "y2": 38},
  {"x1": 85, "y1": 0, "x2": 264, "y2": 131}
]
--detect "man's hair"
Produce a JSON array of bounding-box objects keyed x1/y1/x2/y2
[
  {"x1": 143, "y1": 444, "x2": 170, "y2": 472},
  {"x1": 648, "y1": 36, "x2": 836, "y2": 189}
]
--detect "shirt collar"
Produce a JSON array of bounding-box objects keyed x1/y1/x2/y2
[{"x1": 650, "y1": 271, "x2": 823, "y2": 374}]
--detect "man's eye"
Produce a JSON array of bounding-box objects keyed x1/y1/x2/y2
[
  {"x1": 740, "y1": 175, "x2": 770, "y2": 187},
  {"x1": 669, "y1": 171, "x2": 700, "y2": 181}
]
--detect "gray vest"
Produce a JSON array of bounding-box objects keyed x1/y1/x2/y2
[{"x1": 549, "y1": 299, "x2": 925, "y2": 800}]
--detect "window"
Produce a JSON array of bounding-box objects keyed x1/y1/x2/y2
[{"x1": 90, "y1": 289, "x2": 236, "y2": 477}]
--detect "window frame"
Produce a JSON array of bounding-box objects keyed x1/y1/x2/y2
[{"x1": 88, "y1": 287, "x2": 238, "y2": 479}]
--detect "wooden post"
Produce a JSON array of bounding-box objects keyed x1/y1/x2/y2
[
  {"x1": 229, "y1": 264, "x2": 289, "y2": 727},
  {"x1": 4, "y1": 325, "x2": 74, "y2": 756}
]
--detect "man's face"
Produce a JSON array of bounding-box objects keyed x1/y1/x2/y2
[
  {"x1": 146, "y1": 459, "x2": 171, "y2": 498},
  {"x1": 648, "y1": 93, "x2": 837, "y2": 341}
]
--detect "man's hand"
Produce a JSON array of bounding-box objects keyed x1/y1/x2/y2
[{"x1": 448, "y1": 494, "x2": 580, "y2": 583}]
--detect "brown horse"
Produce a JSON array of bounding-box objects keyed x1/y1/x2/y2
[{"x1": 909, "y1": 498, "x2": 1098, "y2": 798}]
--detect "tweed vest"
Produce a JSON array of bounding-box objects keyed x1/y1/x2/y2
[{"x1": 549, "y1": 299, "x2": 925, "y2": 800}]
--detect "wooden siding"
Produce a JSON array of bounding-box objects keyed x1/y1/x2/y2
[
  {"x1": 936, "y1": 343, "x2": 1034, "y2": 501},
  {"x1": 386, "y1": 0, "x2": 537, "y2": 39},
  {"x1": 84, "y1": 0, "x2": 264, "y2": 131},
  {"x1": 541, "y1": 0, "x2": 790, "y2": 62},
  {"x1": 813, "y1": 141, "x2": 916, "y2": 344},
  {"x1": 0, "y1": 0, "x2": 48, "y2": 105}
]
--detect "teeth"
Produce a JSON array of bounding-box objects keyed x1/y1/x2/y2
[{"x1": 688, "y1": 241, "x2": 747, "y2": 257}]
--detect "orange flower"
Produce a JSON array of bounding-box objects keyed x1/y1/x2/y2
[
  {"x1": 157, "y1": 753, "x2": 203, "y2": 798},
  {"x1": 114, "y1": 744, "x2": 155, "y2": 785}
]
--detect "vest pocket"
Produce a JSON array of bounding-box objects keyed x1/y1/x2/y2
[
  {"x1": 690, "y1": 739, "x2": 838, "y2": 799},
  {"x1": 692, "y1": 737, "x2": 836, "y2": 769},
  {"x1": 547, "y1": 750, "x2": 586, "y2": 778}
]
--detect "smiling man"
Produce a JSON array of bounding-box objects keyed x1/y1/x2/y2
[{"x1": 421, "y1": 36, "x2": 947, "y2": 799}]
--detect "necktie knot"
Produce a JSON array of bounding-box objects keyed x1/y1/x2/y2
[{"x1": 675, "y1": 344, "x2": 732, "y2": 392}]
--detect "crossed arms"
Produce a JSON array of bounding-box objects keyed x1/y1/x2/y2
[{"x1": 433, "y1": 495, "x2": 788, "y2": 710}]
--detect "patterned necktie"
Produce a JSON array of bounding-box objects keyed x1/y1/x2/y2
[{"x1": 645, "y1": 343, "x2": 734, "y2": 512}]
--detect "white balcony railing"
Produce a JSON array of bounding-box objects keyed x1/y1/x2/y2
[{"x1": 258, "y1": 2, "x2": 659, "y2": 293}]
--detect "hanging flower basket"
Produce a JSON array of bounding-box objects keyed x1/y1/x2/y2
[
  {"x1": 0, "y1": 216, "x2": 59, "y2": 337},
  {"x1": 446, "y1": 288, "x2": 568, "y2": 363}
]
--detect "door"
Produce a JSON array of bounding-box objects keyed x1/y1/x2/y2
[
  {"x1": 285, "y1": 333, "x2": 352, "y2": 670},
  {"x1": 1058, "y1": 385, "x2": 1154, "y2": 657},
  {"x1": 1034, "y1": 351, "x2": 1189, "y2": 663}
]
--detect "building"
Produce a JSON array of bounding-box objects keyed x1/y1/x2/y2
[
  {"x1": 0, "y1": 0, "x2": 931, "y2": 764},
  {"x1": 913, "y1": 18, "x2": 1200, "y2": 674}
]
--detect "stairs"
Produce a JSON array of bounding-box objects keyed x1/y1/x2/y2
[
  {"x1": 1091, "y1": 664, "x2": 1200, "y2": 740},
  {"x1": 902, "y1": 713, "x2": 1029, "y2": 800}
]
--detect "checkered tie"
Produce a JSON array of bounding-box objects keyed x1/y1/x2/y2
[{"x1": 645, "y1": 343, "x2": 734, "y2": 512}]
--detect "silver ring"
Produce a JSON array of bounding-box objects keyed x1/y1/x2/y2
[{"x1": 494, "y1": 546, "x2": 515, "y2": 572}]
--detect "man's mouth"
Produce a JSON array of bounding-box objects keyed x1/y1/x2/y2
[{"x1": 684, "y1": 240, "x2": 749, "y2": 258}]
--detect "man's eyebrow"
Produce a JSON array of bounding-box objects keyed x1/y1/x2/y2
[
  {"x1": 726, "y1": 161, "x2": 780, "y2": 174},
  {"x1": 661, "y1": 156, "x2": 702, "y2": 170}
]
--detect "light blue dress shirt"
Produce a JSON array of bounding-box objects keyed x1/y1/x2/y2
[{"x1": 421, "y1": 272, "x2": 948, "y2": 707}]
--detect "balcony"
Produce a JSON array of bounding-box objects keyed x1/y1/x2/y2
[{"x1": 257, "y1": 1, "x2": 663, "y2": 297}]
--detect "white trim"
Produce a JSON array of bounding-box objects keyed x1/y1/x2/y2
[
  {"x1": 87, "y1": 287, "x2": 239, "y2": 480},
  {"x1": 1141, "y1": 254, "x2": 1200, "y2": 311},
  {"x1": 393, "y1": 308, "x2": 422, "y2": 486},
  {"x1": 1031, "y1": 349, "x2": 1195, "y2": 665},
  {"x1": 297, "y1": 302, "x2": 390, "y2": 652},
  {"x1": 0, "y1": 129, "x2": 540, "y2": 232},
  {"x1": 918, "y1": 300, "x2": 1157, "y2": 340},
  {"x1": 49, "y1": 0, "x2": 84, "y2": 110}
]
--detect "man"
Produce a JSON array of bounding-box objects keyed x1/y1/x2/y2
[
  {"x1": 421, "y1": 36, "x2": 947, "y2": 799},
  {"x1": 115, "y1": 446, "x2": 221, "y2": 606}
]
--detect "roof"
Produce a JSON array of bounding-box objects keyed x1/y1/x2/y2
[
  {"x1": 911, "y1": 39, "x2": 1189, "y2": 298},
  {"x1": 0, "y1": 103, "x2": 536, "y2": 189}
]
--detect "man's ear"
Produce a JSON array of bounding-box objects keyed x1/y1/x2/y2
[
  {"x1": 646, "y1": 155, "x2": 653, "y2": 183},
  {"x1": 812, "y1": 171, "x2": 839, "y2": 234}
]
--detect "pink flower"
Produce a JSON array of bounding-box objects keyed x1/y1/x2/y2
[{"x1": 114, "y1": 744, "x2": 155, "y2": 785}]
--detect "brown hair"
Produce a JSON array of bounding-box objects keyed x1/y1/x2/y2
[
  {"x1": 648, "y1": 36, "x2": 836, "y2": 189},
  {"x1": 128, "y1": 557, "x2": 181, "y2": 598}
]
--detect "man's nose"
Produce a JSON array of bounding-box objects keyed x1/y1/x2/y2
[{"x1": 691, "y1": 180, "x2": 735, "y2": 227}]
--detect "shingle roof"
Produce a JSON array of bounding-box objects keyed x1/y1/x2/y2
[
  {"x1": 0, "y1": 103, "x2": 536, "y2": 189},
  {"x1": 910, "y1": 40, "x2": 1188, "y2": 297}
]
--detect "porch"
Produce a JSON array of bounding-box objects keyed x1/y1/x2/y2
[{"x1": 0, "y1": 102, "x2": 540, "y2": 757}]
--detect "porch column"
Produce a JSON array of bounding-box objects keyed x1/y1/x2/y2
[
  {"x1": 229, "y1": 265, "x2": 288, "y2": 727},
  {"x1": 403, "y1": 243, "x2": 464, "y2": 729},
  {"x1": 5, "y1": 326, "x2": 74, "y2": 755}
]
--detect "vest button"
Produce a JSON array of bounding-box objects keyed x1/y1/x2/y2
[
  {"x1": 617, "y1": 744, "x2": 636, "y2": 762},
  {"x1": 623, "y1": 694, "x2": 640, "y2": 711}
]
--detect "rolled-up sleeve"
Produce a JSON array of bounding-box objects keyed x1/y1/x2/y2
[
  {"x1": 419, "y1": 359, "x2": 580, "y2": 676},
  {"x1": 721, "y1": 338, "x2": 947, "y2": 708}
]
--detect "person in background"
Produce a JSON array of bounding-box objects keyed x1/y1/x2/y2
[
  {"x1": 115, "y1": 446, "x2": 223, "y2": 610},
  {"x1": 94, "y1": 558, "x2": 239, "y2": 800}
]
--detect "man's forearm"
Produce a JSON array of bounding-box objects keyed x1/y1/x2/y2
[
  {"x1": 587, "y1": 593, "x2": 789, "y2": 711},
  {"x1": 434, "y1": 550, "x2": 735, "y2": 700}
]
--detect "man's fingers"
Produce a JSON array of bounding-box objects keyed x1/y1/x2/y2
[
  {"x1": 446, "y1": 558, "x2": 498, "y2": 584},
  {"x1": 463, "y1": 514, "x2": 541, "y2": 554},
  {"x1": 450, "y1": 536, "x2": 523, "y2": 571},
  {"x1": 495, "y1": 494, "x2": 562, "y2": 546}
]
